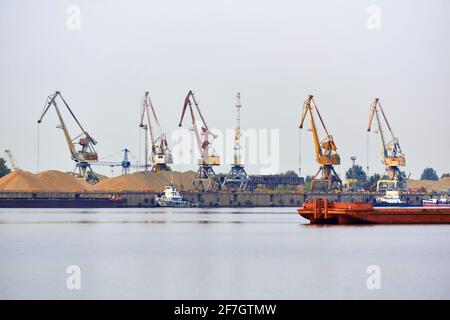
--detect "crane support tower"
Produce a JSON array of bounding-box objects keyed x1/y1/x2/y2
[
  {"x1": 367, "y1": 98, "x2": 406, "y2": 191},
  {"x1": 139, "y1": 91, "x2": 173, "y2": 173},
  {"x1": 299, "y1": 95, "x2": 342, "y2": 192},
  {"x1": 37, "y1": 91, "x2": 99, "y2": 184},
  {"x1": 222, "y1": 93, "x2": 253, "y2": 191},
  {"x1": 179, "y1": 90, "x2": 220, "y2": 192}
]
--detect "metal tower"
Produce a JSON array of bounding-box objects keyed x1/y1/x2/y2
[{"x1": 222, "y1": 93, "x2": 253, "y2": 191}]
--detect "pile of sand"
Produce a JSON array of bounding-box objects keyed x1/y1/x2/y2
[
  {"x1": 0, "y1": 170, "x2": 93, "y2": 192},
  {"x1": 407, "y1": 177, "x2": 450, "y2": 192},
  {"x1": 37, "y1": 170, "x2": 93, "y2": 191},
  {"x1": 0, "y1": 169, "x2": 196, "y2": 192},
  {"x1": 68, "y1": 171, "x2": 109, "y2": 182},
  {"x1": 158, "y1": 170, "x2": 196, "y2": 191},
  {"x1": 93, "y1": 170, "x2": 196, "y2": 192}
]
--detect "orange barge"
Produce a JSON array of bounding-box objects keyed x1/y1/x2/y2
[{"x1": 298, "y1": 198, "x2": 450, "y2": 225}]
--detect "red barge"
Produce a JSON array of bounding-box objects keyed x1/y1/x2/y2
[{"x1": 298, "y1": 198, "x2": 450, "y2": 225}]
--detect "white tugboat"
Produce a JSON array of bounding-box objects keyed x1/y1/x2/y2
[
  {"x1": 155, "y1": 184, "x2": 198, "y2": 207},
  {"x1": 374, "y1": 189, "x2": 408, "y2": 207}
]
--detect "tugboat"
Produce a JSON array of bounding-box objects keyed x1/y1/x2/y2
[
  {"x1": 374, "y1": 190, "x2": 408, "y2": 207},
  {"x1": 155, "y1": 184, "x2": 198, "y2": 207},
  {"x1": 423, "y1": 196, "x2": 450, "y2": 207}
]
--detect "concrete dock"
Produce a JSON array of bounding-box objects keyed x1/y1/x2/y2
[{"x1": 0, "y1": 191, "x2": 427, "y2": 208}]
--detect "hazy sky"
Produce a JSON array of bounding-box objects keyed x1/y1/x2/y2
[{"x1": 0, "y1": 0, "x2": 449, "y2": 178}]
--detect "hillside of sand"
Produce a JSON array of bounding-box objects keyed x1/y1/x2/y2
[
  {"x1": 93, "y1": 170, "x2": 196, "y2": 192},
  {"x1": 0, "y1": 170, "x2": 93, "y2": 192},
  {"x1": 407, "y1": 177, "x2": 450, "y2": 192}
]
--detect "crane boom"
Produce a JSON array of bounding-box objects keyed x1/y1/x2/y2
[
  {"x1": 4, "y1": 149, "x2": 21, "y2": 171},
  {"x1": 300, "y1": 95, "x2": 322, "y2": 161},
  {"x1": 179, "y1": 91, "x2": 204, "y2": 159},
  {"x1": 140, "y1": 92, "x2": 156, "y2": 152},
  {"x1": 53, "y1": 101, "x2": 78, "y2": 159}
]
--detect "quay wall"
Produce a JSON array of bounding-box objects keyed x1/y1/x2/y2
[{"x1": 0, "y1": 191, "x2": 427, "y2": 208}]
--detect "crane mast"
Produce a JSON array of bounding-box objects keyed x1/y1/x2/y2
[
  {"x1": 367, "y1": 98, "x2": 405, "y2": 188},
  {"x1": 139, "y1": 91, "x2": 173, "y2": 172},
  {"x1": 179, "y1": 90, "x2": 220, "y2": 191},
  {"x1": 222, "y1": 93, "x2": 253, "y2": 191},
  {"x1": 37, "y1": 91, "x2": 99, "y2": 184},
  {"x1": 299, "y1": 95, "x2": 342, "y2": 191}
]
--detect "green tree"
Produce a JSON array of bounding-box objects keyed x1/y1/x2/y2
[
  {"x1": 368, "y1": 173, "x2": 381, "y2": 189},
  {"x1": 420, "y1": 167, "x2": 439, "y2": 181},
  {"x1": 397, "y1": 170, "x2": 407, "y2": 181},
  {"x1": 303, "y1": 175, "x2": 314, "y2": 191},
  {"x1": 441, "y1": 173, "x2": 450, "y2": 179},
  {"x1": 283, "y1": 170, "x2": 298, "y2": 177},
  {"x1": 0, "y1": 158, "x2": 11, "y2": 178},
  {"x1": 345, "y1": 164, "x2": 367, "y2": 181}
]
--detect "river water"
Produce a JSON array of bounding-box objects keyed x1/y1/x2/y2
[{"x1": 0, "y1": 207, "x2": 449, "y2": 299}]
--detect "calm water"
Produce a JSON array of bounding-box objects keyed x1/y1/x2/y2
[{"x1": 0, "y1": 207, "x2": 449, "y2": 299}]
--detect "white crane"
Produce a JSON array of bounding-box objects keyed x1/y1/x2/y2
[
  {"x1": 367, "y1": 98, "x2": 406, "y2": 191},
  {"x1": 139, "y1": 92, "x2": 173, "y2": 172}
]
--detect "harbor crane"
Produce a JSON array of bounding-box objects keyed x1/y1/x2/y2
[
  {"x1": 91, "y1": 148, "x2": 151, "y2": 175},
  {"x1": 367, "y1": 98, "x2": 406, "y2": 191},
  {"x1": 222, "y1": 93, "x2": 253, "y2": 191},
  {"x1": 4, "y1": 149, "x2": 21, "y2": 171},
  {"x1": 179, "y1": 90, "x2": 220, "y2": 191},
  {"x1": 37, "y1": 91, "x2": 99, "y2": 184},
  {"x1": 299, "y1": 95, "x2": 342, "y2": 191},
  {"x1": 90, "y1": 148, "x2": 132, "y2": 175},
  {"x1": 139, "y1": 91, "x2": 173, "y2": 172}
]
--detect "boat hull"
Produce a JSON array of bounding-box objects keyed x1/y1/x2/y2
[
  {"x1": 373, "y1": 202, "x2": 410, "y2": 207},
  {"x1": 422, "y1": 202, "x2": 450, "y2": 207},
  {"x1": 298, "y1": 198, "x2": 450, "y2": 225},
  {"x1": 157, "y1": 201, "x2": 197, "y2": 208}
]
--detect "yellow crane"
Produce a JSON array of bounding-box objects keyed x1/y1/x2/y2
[
  {"x1": 299, "y1": 95, "x2": 342, "y2": 191},
  {"x1": 367, "y1": 98, "x2": 405, "y2": 190},
  {"x1": 37, "y1": 91, "x2": 99, "y2": 184},
  {"x1": 179, "y1": 90, "x2": 220, "y2": 191}
]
